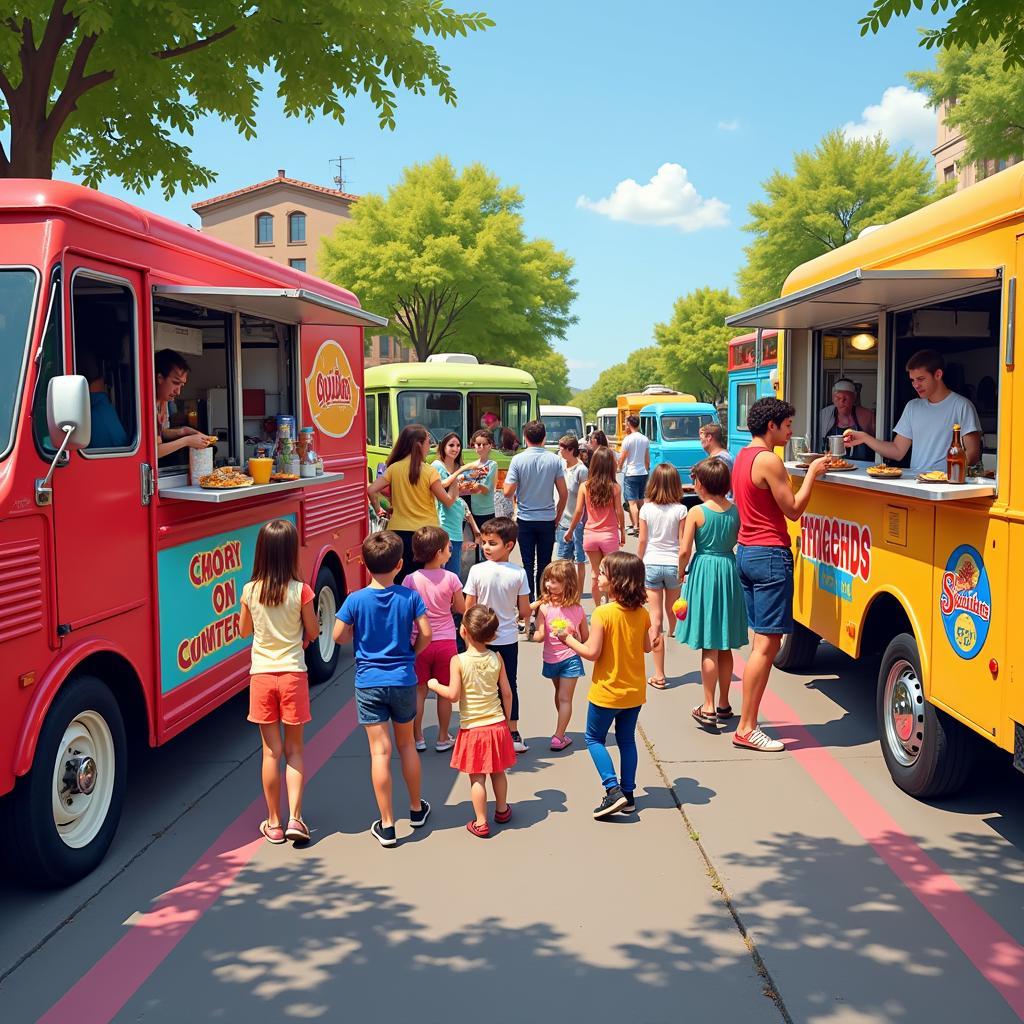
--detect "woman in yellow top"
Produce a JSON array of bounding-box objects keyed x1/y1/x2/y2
[
  {"x1": 368, "y1": 424, "x2": 473, "y2": 582},
  {"x1": 557, "y1": 551, "x2": 656, "y2": 819}
]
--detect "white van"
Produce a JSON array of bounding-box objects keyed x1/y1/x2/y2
[{"x1": 540, "y1": 404, "x2": 585, "y2": 448}]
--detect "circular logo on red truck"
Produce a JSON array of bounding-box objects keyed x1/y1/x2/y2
[
  {"x1": 305, "y1": 340, "x2": 359, "y2": 438},
  {"x1": 939, "y1": 545, "x2": 991, "y2": 660}
]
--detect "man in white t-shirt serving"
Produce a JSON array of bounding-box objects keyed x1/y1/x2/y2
[
  {"x1": 844, "y1": 349, "x2": 982, "y2": 474},
  {"x1": 617, "y1": 414, "x2": 650, "y2": 536}
]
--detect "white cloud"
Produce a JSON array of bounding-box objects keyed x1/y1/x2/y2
[
  {"x1": 842, "y1": 86, "x2": 936, "y2": 155},
  {"x1": 576, "y1": 163, "x2": 729, "y2": 232},
  {"x1": 565, "y1": 358, "x2": 597, "y2": 371},
  {"x1": 718, "y1": 119, "x2": 739, "y2": 132}
]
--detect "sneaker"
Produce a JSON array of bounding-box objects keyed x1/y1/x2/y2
[
  {"x1": 517, "y1": 619, "x2": 526, "y2": 634},
  {"x1": 409, "y1": 799, "x2": 431, "y2": 828},
  {"x1": 511, "y1": 730, "x2": 529, "y2": 753},
  {"x1": 619, "y1": 792, "x2": 636, "y2": 813},
  {"x1": 594, "y1": 786, "x2": 628, "y2": 819},
  {"x1": 434, "y1": 736, "x2": 454, "y2": 753},
  {"x1": 733, "y1": 727, "x2": 785, "y2": 752},
  {"x1": 415, "y1": 738, "x2": 427, "y2": 752},
  {"x1": 370, "y1": 820, "x2": 397, "y2": 847}
]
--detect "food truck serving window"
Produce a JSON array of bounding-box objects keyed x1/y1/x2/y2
[{"x1": 0, "y1": 268, "x2": 39, "y2": 460}]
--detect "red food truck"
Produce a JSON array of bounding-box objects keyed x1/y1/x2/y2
[{"x1": 0, "y1": 181, "x2": 383, "y2": 886}]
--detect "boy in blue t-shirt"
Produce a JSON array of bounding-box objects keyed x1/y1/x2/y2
[{"x1": 334, "y1": 531, "x2": 433, "y2": 847}]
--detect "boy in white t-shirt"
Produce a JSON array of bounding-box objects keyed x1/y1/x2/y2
[
  {"x1": 617, "y1": 415, "x2": 650, "y2": 536},
  {"x1": 464, "y1": 517, "x2": 531, "y2": 752}
]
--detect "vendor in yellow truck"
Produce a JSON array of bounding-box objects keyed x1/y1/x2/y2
[{"x1": 843, "y1": 349, "x2": 982, "y2": 474}]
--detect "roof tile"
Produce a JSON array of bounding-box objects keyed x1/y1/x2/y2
[{"x1": 192, "y1": 175, "x2": 359, "y2": 211}]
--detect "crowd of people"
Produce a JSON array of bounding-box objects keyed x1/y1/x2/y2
[{"x1": 241, "y1": 398, "x2": 833, "y2": 847}]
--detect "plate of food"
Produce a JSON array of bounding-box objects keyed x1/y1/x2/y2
[
  {"x1": 200, "y1": 467, "x2": 254, "y2": 489},
  {"x1": 823, "y1": 458, "x2": 857, "y2": 472},
  {"x1": 796, "y1": 451, "x2": 824, "y2": 465},
  {"x1": 867, "y1": 465, "x2": 903, "y2": 478},
  {"x1": 917, "y1": 471, "x2": 949, "y2": 484},
  {"x1": 269, "y1": 472, "x2": 300, "y2": 482}
]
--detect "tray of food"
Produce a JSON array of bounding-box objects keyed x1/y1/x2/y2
[
  {"x1": 269, "y1": 472, "x2": 300, "y2": 482},
  {"x1": 823, "y1": 458, "x2": 857, "y2": 472},
  {"x1": 916, "y1": 471, "x2": 950, "y2": 484},
  {"x1": 796, "y1": 451, "x2": 824, "y2": 464},
  {"x1": 199, "y1": 467, "x2": 254, "y2": 489},
  {"x1": 866, "y1": 465, "x2": 903, "y2": 478}
]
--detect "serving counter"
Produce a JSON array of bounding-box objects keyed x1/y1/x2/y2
[
  {"x1": 785, "y1": 461, "x2": 995, "y2": 502},
  {"x1": 159, "y1": 471, "x2": 345, "y2": 504}
]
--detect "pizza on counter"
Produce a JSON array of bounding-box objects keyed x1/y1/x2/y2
[{"x1": 199, "y1": 467, "x2": 254, "y2": 489}]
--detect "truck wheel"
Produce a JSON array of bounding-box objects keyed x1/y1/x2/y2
[
  {"x1": 306, "y1": 563, "x2": 342, "y2": 684},
  {"x1": 7, "y1": 675, "x2": 127, "y2": 887},
  {"x1": 773, "y1": 622, "x2": 820, "y2": 671},
  {"x1": 876, "y1": 633, "x2": 974, "y2": 798}
]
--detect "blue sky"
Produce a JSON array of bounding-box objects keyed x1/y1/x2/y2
[{"x1": 84, "y1": 0, "x2": 943, "y2": 389}]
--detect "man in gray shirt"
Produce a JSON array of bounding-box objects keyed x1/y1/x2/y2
[
  {"x1": 504, "y1": 419, "x2": 568, "y2": 601},
  {"x1": 844, "y1": 349, "x2": 982, "y2": 474}
]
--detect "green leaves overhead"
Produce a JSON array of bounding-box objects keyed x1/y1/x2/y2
[
  {"x1": 0, "y1": 2, "x2": 494, "y2": 194},
  {"x1": 320, "y1": 155, "x2": 577, "y2": 364},
  {"x1": 515, "y1": 348, "x2": 572, "y2": 405}
]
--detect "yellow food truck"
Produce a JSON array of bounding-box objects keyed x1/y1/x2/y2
[
  {"x1": 616, "y1": 385, "x2": 696, "y2": 440},
  {"x1": 727, "y1": 166, "x2": 1024, "y2": 798}
]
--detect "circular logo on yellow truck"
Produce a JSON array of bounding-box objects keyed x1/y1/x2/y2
[
  {"x1": 305, "y1": 340, "x2": 359, "y2": 438},
  {"x1": 939, "y1": 545, "x2": 991, "y2": 660}
]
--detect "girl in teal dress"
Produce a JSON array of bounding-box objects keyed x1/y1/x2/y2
[{"x1": 676, "y1": 458, "x2": 748, "y2": 728}]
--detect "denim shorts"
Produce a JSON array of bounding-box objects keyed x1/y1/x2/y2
[
  {"x1": 542, "y1": 653, "x2": 586, "y2": 679},
  {"x1": 644, "y1": 563, "x2": 681, "y2": 589},
  {"x1": 356, "y1": 684, "x2": 418, "y2": 725},
  {"x1": 623, "y1": 474, "x2": 648, "y2": 503},
  {"x1": 735, "y1": 544, "x2": 794, "y2": 635},
  {"x1": 556, "y1": 522, "x2": 586, "y2": 563}
]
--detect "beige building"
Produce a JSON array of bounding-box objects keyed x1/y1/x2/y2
[
  {"x1": 191, "y1": 169, "x2": 413, "y2": 366},
  {"x1": 933, "y1": 99, "x2": 1020, "y2": 190}
]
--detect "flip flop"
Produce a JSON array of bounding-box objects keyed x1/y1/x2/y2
[
  {"x1": 467, "y1": 820, "x2": 490, "y2": 838},
  {"x1": 716, "y1": 705, "x2": 734, "y2": 719},
  {"x1": 494, "y1": 805, "x2": 512, "y2": 824},
  {"x1": 260, "y1": 819, "x2": 286, "y2": 844},
  {"x1": 285, "y1": 817, "x2": 310, "y2": 843},
  {"x1": 648, "y1": 676, "x2": 668, "y2": 690},
  {"x1": 691, "y1": 705, "x2": 718, "y2": 728}
]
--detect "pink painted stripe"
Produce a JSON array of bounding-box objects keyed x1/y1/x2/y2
[
  {"x1": 38, "y1": 699, "x2": 359, "y2": 1024},
  {"x1": 732, "y1": 652, "x2": 1024, "y2": 1020}
]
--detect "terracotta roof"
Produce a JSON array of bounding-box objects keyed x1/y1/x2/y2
[{"x1": 192, "y1": 173, "x2": 359, "y2": 211}]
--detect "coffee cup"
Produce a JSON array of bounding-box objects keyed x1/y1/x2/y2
[
  {"x1": 828, "y1": 435, "x2": 847, "y2": 457},
  {"x1": 248, "y1": 457, "x2": 273, "y2": 484}
]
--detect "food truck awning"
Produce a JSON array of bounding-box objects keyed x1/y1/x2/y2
[
  {"x1": 152, "y1": 286, "x2": 389, "y2": 328},
  {"x1": 726, "y1": 268, "x2": 1001, "y2": 330}
]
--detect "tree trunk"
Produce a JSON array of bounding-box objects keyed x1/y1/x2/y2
[{"x1": 3, "y1": 128, "x2": 56, "y2": 179}]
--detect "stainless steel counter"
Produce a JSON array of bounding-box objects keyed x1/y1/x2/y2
[
  {"x1": 785, "y1": 462, "x2": 996, "y2": 502},
  {"x1": 159, "y1": 471, "x2": 345, "y2": 503}
]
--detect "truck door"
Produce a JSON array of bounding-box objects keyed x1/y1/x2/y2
[{"x1": 52, "y1": 260, "x2": 154, "y2": 644}]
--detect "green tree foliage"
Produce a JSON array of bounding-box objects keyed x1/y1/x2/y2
[
  {"x1": 0, "y1": 2, "x2": 493, "y2": 193},
  {"x1": 738, "y1": 130, "x2": 946, "y2": 307},
  {"x1": 321, "y1": 156, "x2": 577, "y2": 362},
  {"x1": 909, "y1": 40, "x2": 1024, "y2": 165},
  {"x1": 860, "y1": 0, "x2": 1024, "y2": 70},
  {"x1": 654, "y1": 286, "x2": 741, "y2": 405},
  {"x1": 572, "y1": 346, "x2": 669, "y2": 419},
  {"x1": 513, "y1": 347, "x2": 570, "y2": 404}
]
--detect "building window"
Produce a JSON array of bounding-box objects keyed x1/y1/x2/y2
[
  {"x1": 380, "y1": 334, "x2": 390, "y2": 357},
  {"x1": 289, "y1": 258, "x2": 307, "y2": 272},
  {"x1": 288, "y1": 211, "x2": 306, "y2": 244},
  {"x1": 943, "y1": 164, "x2": 956, "y2": 183},
  {"x1": 256, "y1": 213, "x2": 273, "y2": 245}
]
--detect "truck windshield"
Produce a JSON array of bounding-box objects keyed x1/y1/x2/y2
[
  {"x1": 0, "y1": 269, "x2": 39, "y2": 459},
  {"x1": 661, "y1": 413, "x2": 715, "y2": 441},
  {"x1": 542, "y1": 415, "x2": 583, "y2": 439}
]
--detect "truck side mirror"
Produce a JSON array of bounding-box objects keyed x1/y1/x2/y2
[{"x1": 47, "y1": 375, "x2": 92, "y2": 450}]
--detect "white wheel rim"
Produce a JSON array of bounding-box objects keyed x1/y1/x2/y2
[
  {"x1": 51, "y1": 710, "x2": 115, "y2": 849},
  {"x1": 317, "y1": 585, "x2": 338, "y2": 663},
  {"x1": 883, "y1": 658, "x2": 924, "y2": 767}
]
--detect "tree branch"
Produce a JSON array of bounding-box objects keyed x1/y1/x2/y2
[
  {"x1": 45, "y1": 33, "x2": 111, "y2": 144},
  {"x1": 154, "y1": 25, "x2": 238, "y2": 61},
  {"x1": 0, "y1": 137, "x2": 9, "y2": 174}
]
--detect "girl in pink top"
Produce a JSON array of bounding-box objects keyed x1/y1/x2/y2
[
  {"x1": 564, "y1": 447, "x2": 625, "y2": 605},
  {"x1": 403, "y1": 526, "x2": 466, "y2": 752},
  {"x1": 532, "y1": 560, "x2": 590, "y2": 750}
]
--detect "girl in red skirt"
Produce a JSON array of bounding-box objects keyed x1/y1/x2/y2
[{"x1": 428, "y1": 604, "x2": 516, "y2": 837}]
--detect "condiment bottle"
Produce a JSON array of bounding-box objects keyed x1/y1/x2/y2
[{"x1": 946, "y1": 423, "x2": 967, "y2": 484}]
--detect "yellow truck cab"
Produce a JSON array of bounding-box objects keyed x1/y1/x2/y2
[{"x1": 727, "y1": 165, "x2": 1024, "y2": 798}]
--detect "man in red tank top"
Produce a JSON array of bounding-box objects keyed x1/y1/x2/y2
[{"x1": 733, "y1": 398, "x2": 829, "y2": 752}]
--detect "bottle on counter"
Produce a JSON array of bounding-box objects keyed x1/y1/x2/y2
[
  {"x1": 299, "y1": 427, "x2": 318, "y2": 477},
  {"x1": 946, "y1": 423, "x2": 967, "y2": 484}
]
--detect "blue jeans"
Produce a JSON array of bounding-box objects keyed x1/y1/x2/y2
[
  {"x1": 517, "y1": 518, "x2": 556, "y2": 601},
  {"x1": 556, "y1": 521, "x2": 586, "y2": 563},
  {"x1": 585, "y1": 702, "x2": 641, "y2": 794},
  {"x1": 444, "y1": 540, "x2": 462, "y2": 576}
]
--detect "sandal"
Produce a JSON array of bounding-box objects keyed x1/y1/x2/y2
[
  {"x1": 716, "y1": 705, "x2": 734, "y2": 719},
  {"x1": 285, "y1": 817, "x2": 310, "y2": 843},
  {"x1": 691, "y1": 705, "x2": 718, "y2": 728},
  {"x1": 648, "y1": 675, "x2": 668, "y2": 690},
  {"x1": 260, "y1": 819, "x2": 286, "y2": 844},
  {"x1": 494, "y1": 805, "x2": 512, "y2": 824},
  {"x1": 467, "y1": 820, "x2": 491, "y2": 838}
]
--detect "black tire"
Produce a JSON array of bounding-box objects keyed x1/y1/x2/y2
[
  {"x1": 773, "y1": 621, "x2": 820, "y2": 672},
  {"x1": 7, "y1": 675, "x2": 127, "y2": 887},
  {"x1": 306, "y1": 562, "x2": 343, "y2": 684},
  {"x1": 876, "y1": 632, "x2": 974, "y2": 798}
]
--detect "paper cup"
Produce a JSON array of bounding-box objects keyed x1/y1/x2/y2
[
  {"x1": 189, "y1": 446, "x2": 213, "y2": 485},
  {"x1": 248, "y1": 457, "x2": 273, "y2": 484}
]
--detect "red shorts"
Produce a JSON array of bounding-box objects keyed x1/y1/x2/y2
[
  {"x1": 415, "y1": 638, "x2": 458, "y2": 688},
  {"x1": 248, "y1": 672, "x2": 311, "y2": 726}
]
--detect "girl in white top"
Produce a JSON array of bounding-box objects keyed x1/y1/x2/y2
[
  {"x1": 239, "y1": 519, "x2": 319, "y2": 845},
  {"x1": 636, "y1": 463, "x2": 687, "y2": 690}
]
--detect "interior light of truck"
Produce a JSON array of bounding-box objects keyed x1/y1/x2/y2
[{"x1": 850, "y1": 333, "x2": 877, "y2": 351}]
